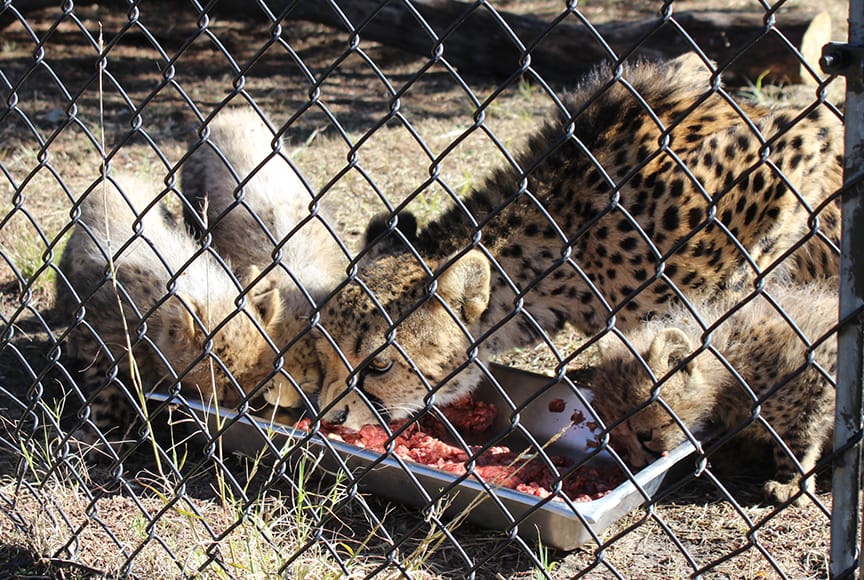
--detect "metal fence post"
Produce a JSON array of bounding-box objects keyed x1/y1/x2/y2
[{"x1": 830, "y1": 0, "x2": 864, "y2": 576}]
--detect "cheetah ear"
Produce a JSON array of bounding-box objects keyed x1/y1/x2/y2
[
  {"x1": 364, "y1": 211, "x2": 418, "y2": 247},
  {"x1": 362, "y1": 211, "x2": 419, "y2": 261},
  {"x1": 252, "y1": 286, "x2": 282, "y2": 329},
  {"x1": 436, "y1": 249, "x2": 491, "y2": 324},
  {"x1": 242, "y1": 265, "x2": 265, "y2": 287},
  {"x1": 241, "y1": 265, "x2": 282, "y2": 329},
  {"x1": 173, "y1": 293, "x2": 206, "y2": 341},
  {"x1": 647, "y1": 328, "x2": 695, "y2": 376}
]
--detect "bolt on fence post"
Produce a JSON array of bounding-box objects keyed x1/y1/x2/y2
[{"x1": 830, "y1": 0, "x2": 864, "y2": 577}]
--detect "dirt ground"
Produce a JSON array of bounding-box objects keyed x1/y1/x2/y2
[{"x1": 0, "y1": 0, "x2": 851, "y2": 578}]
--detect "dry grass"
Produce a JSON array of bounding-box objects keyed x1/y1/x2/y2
[
  {"x1": 0, "y1": 0, "x2": 848, "y2": 578},
  {"x1": 0, "y1": 458, "x2": 391, "y2": 578}
]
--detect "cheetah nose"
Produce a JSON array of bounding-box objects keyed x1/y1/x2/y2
[{"x1": 328, "y1": 406, "x2": 348, "y2": 426}]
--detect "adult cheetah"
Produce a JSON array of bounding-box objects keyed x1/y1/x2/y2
[{"x1": 314, "y1": 53, "x2": 842, "y2": 429}]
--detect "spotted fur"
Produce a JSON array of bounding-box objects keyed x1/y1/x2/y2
[
  {"x1": 315, "y1": 53, "x2": 842, "y2": 429},
  {"x1": 587, "y1": 281, "x2": 837, "y2": 505}
]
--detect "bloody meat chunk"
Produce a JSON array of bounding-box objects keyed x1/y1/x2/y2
[{"x1": 436, "y1": 395, "x2": 498, "y2": 434}]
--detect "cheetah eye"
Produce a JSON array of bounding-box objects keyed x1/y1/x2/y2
[
  {"x1": 364, "y1": 358, "x2": 394, "y2": 376},
  {"x1": 636, "y1": 430, "x2": 653, "y2": 443}
]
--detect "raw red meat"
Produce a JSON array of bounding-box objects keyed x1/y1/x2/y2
[
  {"x1": 295, "y1": 395, "x2": 623, "y2": 502},
  {"x1": 436, "y1": 395, "x2": 498, "y2": 434}
]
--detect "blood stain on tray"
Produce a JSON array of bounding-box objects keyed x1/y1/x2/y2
[
  {"x1": 548, "y1": 398, "x2": 566, "y2": 413},
  {"x1": 296, "y1": 395, "x2": 623, "y2": 502}
]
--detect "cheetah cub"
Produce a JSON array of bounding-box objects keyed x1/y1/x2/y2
[
  {"x1": 181, "y1": 107, "x2": 346, "y2": 410},
  {"x1": 56, "y1": 172, "x2": 284, "y2": 444},
  {"x1": 588, "y1": 281, "x2": 837, "y2": 505}
]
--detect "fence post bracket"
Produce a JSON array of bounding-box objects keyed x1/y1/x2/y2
[{"x1": 821, "y1": 42, "x2": 864, "y2": 90}]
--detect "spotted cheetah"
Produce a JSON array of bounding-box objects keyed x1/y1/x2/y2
[
  {"x1": 586, "y1": 280, "x2": 837, "y2": 505},
  {"x1": 313, "y1": 53, "x2": 842, "y2": 429},
  {"x1": 56, "y1": 172, "x2": 284, "y2": 446},
  {"x1": 181, "y1": 107, "x2": 346, "y2": 409}
]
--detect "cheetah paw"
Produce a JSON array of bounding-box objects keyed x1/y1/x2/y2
[
  {"x1": 763, "y1": 479, "x2": 808, "y2": 506},
  {"x1": 263, "y1": 381, "x2": 303, "y2": 408}
]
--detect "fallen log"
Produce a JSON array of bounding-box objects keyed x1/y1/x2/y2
[
  {"x1": 272, "y1": 1, "x2": 833, "y2": 85},
  {"x1": 1, "y1": 0, "x2": 831, "y2": 85}
]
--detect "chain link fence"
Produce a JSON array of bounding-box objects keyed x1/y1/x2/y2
[{"x1": 0, "y1": 0, "x2": 861, "y2": 578}]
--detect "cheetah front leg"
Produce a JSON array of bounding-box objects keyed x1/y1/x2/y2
[
  {"x1": 69, "y1": 373, "x2": 141, "y2": 459},
  {"x1": 65, "y1": 337, "x2": 144, "y2": 458},
  {"x1": 763, "y1": 434, "x2": 824, "y2": 506}
]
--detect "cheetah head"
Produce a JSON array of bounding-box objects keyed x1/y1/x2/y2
[
  {"x1": 590, "y1": 327, "x2": 711, "y2": 468},
  {"x1": 315, "y1": 249, "x2": 492, "y2": 430},
  {"x1": 156, "y1": 285, "x2": 284, "y2": 408}
]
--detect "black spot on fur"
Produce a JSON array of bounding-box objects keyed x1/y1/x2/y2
[
  {"x1": 773, "y1": 183, "x2": 787, "y2": 200},
  {"x1": 502, "y1": 244, "x2": 523, "y2": 258},
  {"x1": 595, "y1": 226, "x2": 608, "y2": 240},
  {"x1": 662, "y1": 206, "x2": 680, "y2": 230},
  {"x1": 645, "y1": 172, "x2": 658, "y2": 189},
  {"x1": 753, "y1": 172, "x2": 766, "y2": 193},
  {"x1": 744, "y1": 203, "x2": 758, "y2": 226},
  {"x1": 790, "y1": 154, "x2": 803, "y2": 170},
  {"x1": 682, "y1": 270, "x2": 697, "y2": 285},
  {"x1": 688, "y1": 207, "x2": 703, "y2": 229},
  {"x1": 617, "y1": 219, "x2": 635, "y2": 233},
  {"x1": 774, "y1": 114, "x2": 791, "y2": 128}
]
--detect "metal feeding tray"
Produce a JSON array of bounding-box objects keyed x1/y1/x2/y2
[{"x1": 147, "y1": 363, "x2": 697, "y2": 551}]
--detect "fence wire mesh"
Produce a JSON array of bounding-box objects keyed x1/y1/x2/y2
[{"x1": 0, "y1": 0, "x2": 860, "y2": 578}]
